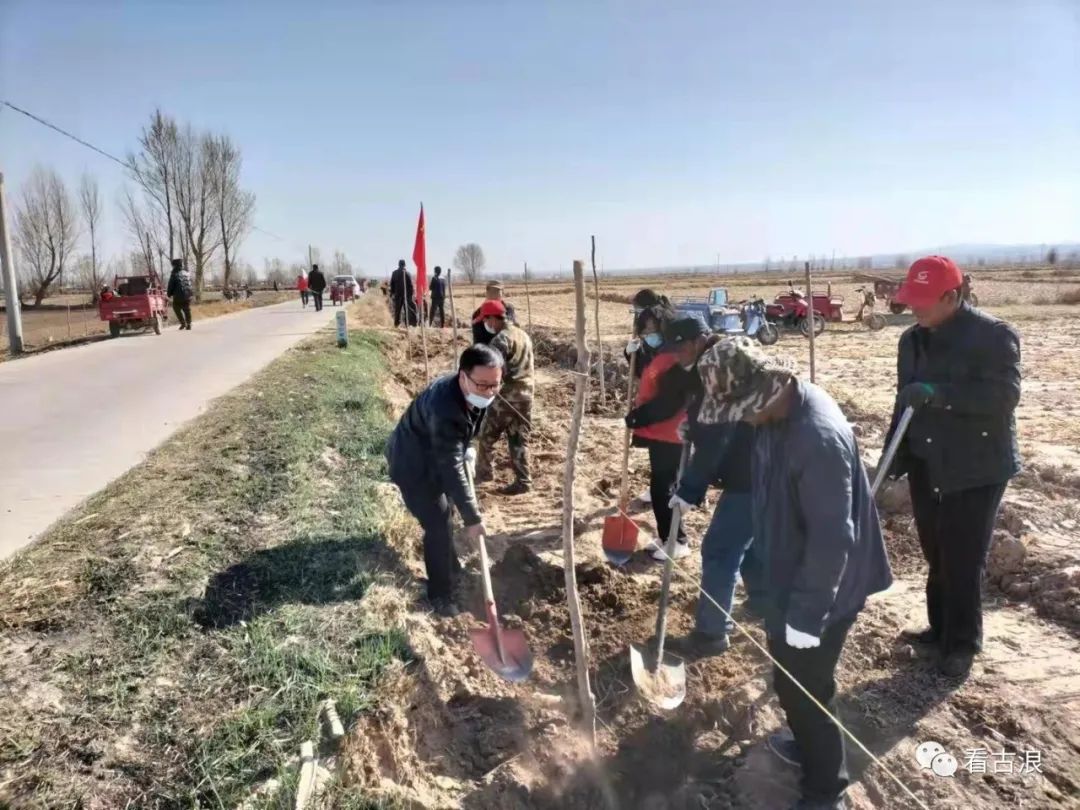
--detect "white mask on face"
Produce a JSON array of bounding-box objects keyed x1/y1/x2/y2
[
  {"x1": 466, "y1": 392, "x2": 496, "y2": 409},
  {"x1": 483, "y1": 322, "x2": 497, "y2": 335}
]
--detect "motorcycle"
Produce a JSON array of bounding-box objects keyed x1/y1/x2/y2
[
  {"x1": 741, "y1": 298, "x2": 779, "y2": 345},
  {"x1": 766, "y1": 290, "x2": 825, "y2": 338}
]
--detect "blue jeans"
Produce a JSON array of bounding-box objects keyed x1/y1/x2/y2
[{"x1": 696, "y1": 491, "x2": 757, "y2": 639}]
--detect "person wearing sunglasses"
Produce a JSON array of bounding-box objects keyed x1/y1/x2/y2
[{"x1": 386, "y1": 344, "x2": 505, "y2": 617}]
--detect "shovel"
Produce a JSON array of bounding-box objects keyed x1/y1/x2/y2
[
  {"x1": 601, "y1": 350, "x2": 640, "y2": 565},
  {"x1": 630, "y1": 442, "x2": 690, "y2": 709},
  {"x1": 464, "y1": 467, "x2": 534, "y2": 683},
  {"x1": 871, "y1": 405, "x2": 915, "y2": 496}
]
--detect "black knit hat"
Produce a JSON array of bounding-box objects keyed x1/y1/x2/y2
[{"x1": 664, "y1": 316, "x2": 708, "y2": 345}]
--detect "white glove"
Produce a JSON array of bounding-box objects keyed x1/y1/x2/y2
[
  {"x1": 677, "y1": 421, "x2": 691, "y2": 441},
  {"x1": 785, "y1": 624, "x2": 821, "y2": 649},
  {"x1": 465, "y1": 446, "x2": 477, "y2": 465},
  {"x1": 668, "y1": 493, "x2": 694, "y2": 513},
  {"x1": 625, "y1": 337, "x2": 641, "y2": 355}
]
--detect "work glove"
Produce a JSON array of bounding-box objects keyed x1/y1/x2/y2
[
  {"x1": 465, "y1": 521, "x2": 486, "y2": 541},
  {"x1": 785, "y1": 624, "x2": 821, "y2": 649},
  {"x1": 897, "y1": 382, "x2": 938, "y2": 410},
  {"x1": 667, "y1": 493, "x2": 695, "y2": 513},
  {"x1": 676, "y1": 420, "x2": 691, "y2": 442},
  {"x1": 465, "y1": 446, "x2": 477, "y2": 465},
  {"x1": 624, "y1": 409, "x2": 641, "y2": 429},
  {"x1": 625, "y1": 337, "x2": 641, "y2": 355}
]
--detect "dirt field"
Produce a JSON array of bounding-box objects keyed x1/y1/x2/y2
[{"x1": 353, "y1": 268, "x2": 1080, "y2": 808}]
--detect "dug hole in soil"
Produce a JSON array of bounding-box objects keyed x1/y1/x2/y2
[{"x1": 341, "y1": 302, "x2": 1080, "y2": 809}]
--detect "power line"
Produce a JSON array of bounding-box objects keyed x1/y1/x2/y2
[
  {"x1": 2, "y1": 100, "x2": 132, "y2": 171},
  {"x1": 2, "y1": 99, "x2": 308, "y2": 257}
]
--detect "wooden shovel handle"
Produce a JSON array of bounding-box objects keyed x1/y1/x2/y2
[{"x1": 618, "y1": 350, "x2": 638, "y2": 509}]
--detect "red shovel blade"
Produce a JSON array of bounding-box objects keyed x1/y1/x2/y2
[
  {"x1": 601, "y1": 513, "x2": 640, "y2": 567},
  {"x1": 471, "y1": 604, "x2": 533, "y2": 683}
]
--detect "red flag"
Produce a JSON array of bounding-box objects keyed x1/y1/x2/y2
[{"x1": 412, "y1": 204, "x2": 427, "y2": 308}]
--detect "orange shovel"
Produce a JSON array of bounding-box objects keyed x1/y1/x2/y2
[{"x1": 602, "y1": 350, "x2": 640, "y2": 566}]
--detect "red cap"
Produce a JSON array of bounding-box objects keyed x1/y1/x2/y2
[
  {"x1": 473, "y1": 299, "x2": 507, "y2": 323},
  {"x1": 895, "y1": 256, "x2": 963, "y2": 307}
]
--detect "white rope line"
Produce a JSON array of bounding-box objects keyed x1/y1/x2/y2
[{"x1": 649, "y1": 539, "x2": 930, "y2": 810}]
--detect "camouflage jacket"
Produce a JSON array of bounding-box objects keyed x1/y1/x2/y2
[{"x1": 490, "y1": 324, "x2": 534, "y2": 394}]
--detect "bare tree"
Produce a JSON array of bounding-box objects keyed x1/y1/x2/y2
[
  {"x1": 78, "y1": 173, "x2": 104, "y2": 300},
  {"x1": 13, "y1": 167, "x2": 79, "y2": 306},
  {"x1": 454, "y1": 243, "x2": 486, "y2": 283},
  {"x1": 331, "y1": 250, "x2": 352, "y2": 276},
  {"x1": 119, "y1": 187, "x2": 157, "y2": 275},
  {"x1": 127, "y1": 110, "x2": 180, "y2": 265},
  {"x1": 208, "y1": 134, "x2": 255, "y2": 291},
  {"x1": 264, "y1": 257, "x2": 290, "y2": 287},
  {"x1": 173, "y1": 127, "x2": 222, "y2": 300}
]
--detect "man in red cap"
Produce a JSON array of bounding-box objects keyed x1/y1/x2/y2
[
  {"x1": 474, "y1": 300, "x2": 535, "y2": 495},
  {"x1": 881, "y1": 255, "x2": 1021, "y2": 679}
]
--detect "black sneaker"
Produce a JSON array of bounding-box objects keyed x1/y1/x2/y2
[
  {"x1": 685, "y1": 630, "x2": 730, "y2": 658},
  {"x1": 498, "y1": 480, "x2": 531, "y2": 496},
  {"x1": 940, "y1": 651, "x2": 974, "y2": 679},
  {"x1": 767, "y1": 732, "x2": 802, "y2": 768},
  {"x1": 900, "y1": 627, "x2": 938, "y2": 646},
  {"x1": 429, "y1": 598, "x2": 460, "y2": 619}
]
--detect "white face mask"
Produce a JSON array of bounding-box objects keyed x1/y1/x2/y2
[
  {"x1": 483, "y1": 322, "x2": 497, "y2": 335},
  {"x1": 643, "y1": 333, "x2": 663, "y2": 348},
  {"x1": 680, "y1": 361, "x2": 697, "y2": 371},
  {"x1": 466, "y1": 392, "x2": 496, "y2": 409}
]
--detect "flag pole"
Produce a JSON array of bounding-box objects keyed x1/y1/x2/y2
[{"x1": 413, "y1": 204, "x2": 431, "y2": 382}]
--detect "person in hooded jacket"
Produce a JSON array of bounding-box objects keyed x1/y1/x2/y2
[{"x1": 307, "y1": 264, "x2": 327, "y2": 312}]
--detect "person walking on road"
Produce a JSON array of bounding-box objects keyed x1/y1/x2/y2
[
  {"x1": 386, "y1": 345, "x2": 503, "y2": 617},
  {"x1": 307, "y1": 264, "x2": 326, "y2": 312},
  {"x1": 698, "y1": 336, "x2": 891, "y2": 810},
  {"x1": 474, "y1": 301, "x2": 535, "y2": 495},
  {"x1": 297, "y1": 272, "x2": 310, "y2": 307},
  {"x1": 429, "y1": 266, "x2": 448, "y2": 327},
  {"x1": 881, "y1": 255, "x2": 1021, "y2": 679},
  {"x1": 166, "y1": 258, "x2": 194, "y2": 330},
  {"x1": 390, "y1": 259, "x2": 416, "y2": 327}
]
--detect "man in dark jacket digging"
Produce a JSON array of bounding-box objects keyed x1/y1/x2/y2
[
  {"x1": 386, "y1": 344, "x2": 503, "y2": 617},
  {"x1": 882, "y1": 255, "x2": 1021, "y2": 679},
  {"x1": 698, "y1": 337, "x2": 892, "y2": 810}
]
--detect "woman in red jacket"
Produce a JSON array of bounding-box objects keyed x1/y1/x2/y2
[{"x1": 625, "y1": 317, "x2": 711, "y2": 561}]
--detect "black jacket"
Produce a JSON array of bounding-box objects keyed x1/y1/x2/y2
[
  {"x1": 429, "y1": 276, "x2": 446, "y2": 301},
  {"x1": 386, "y1": 375, "x2": 486, "y2": 525},
  {"x1": 307, "y1": 269, "x2": 326, "y2": 293},
  {"x1": 677, "y1": 421, "x2": 754, "y2": 502},
  {"x1": 471, "y1": 301, "x2": 517, "y2": 344},
  {"x1": 167, "y1": 269, "x2": 192, "y2": 302},
  {"x1": 883, "y1": 303, "x2": 1021, "y2": 494},
  {"x1": 390, "y1": 267, "x2": 414, "y2": 300}
]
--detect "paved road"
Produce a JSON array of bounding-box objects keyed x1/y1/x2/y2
[{"x1": 0, "y1": 300, "x2": 335, "y2": 560}]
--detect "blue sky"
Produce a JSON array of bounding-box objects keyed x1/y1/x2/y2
[{"x1": 2, "y1": 1, "x2": 1078, "y2": 276}]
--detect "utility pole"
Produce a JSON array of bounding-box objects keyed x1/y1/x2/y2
[
  {"x1": 804, "y1": 261, "x2": 816, "y2": 383},
  {"x1": 308, "y1": 245, "x2": 313, "y2": 269},
  {"x1": 0, "y1": 172, "x2": 25, "y2": 355}
]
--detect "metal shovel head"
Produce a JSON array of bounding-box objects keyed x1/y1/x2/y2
[
  {"x1": 630, "y1": 641, "x2": 686, "y2": 710},
  {"x1": 601, "y1": 513, "x2": 639, "y2": 567},
  {"x1": 470, "y1": 626, "x2": 533, "y2": 682}
]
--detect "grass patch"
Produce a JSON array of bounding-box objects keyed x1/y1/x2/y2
[{"x1": 0, "y1": 309, "x2": 411, "y2": 808}]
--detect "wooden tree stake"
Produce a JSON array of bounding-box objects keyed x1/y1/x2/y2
[
  {"x1": 563, "y1": 259, "x2": 597, "y2": 747},
  {"x1": 590, "y1": 236, "x2": 605, "y2": 404},
  {"x1": 448, "y1": 266, "x2": 460, "y2": 366},
  {"x1": 524, "y1": 261, "x2": 533, "y2": 332},
  {"x1": 804, "y1": 260, "x2": 816, "y2": 383}
]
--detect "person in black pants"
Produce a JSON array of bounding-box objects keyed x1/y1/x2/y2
[
  {"x1": 307, "y1": 263, "x2": 326, "y2": 312},
  {"x1": 697, "y1": 337, "x2": 892, "y2": 810},
  {"x1": 428, "y1": 266, "x2": 447, "y2": 327},
  {"x1": 882, "y1": 255, "x2": 1021, "y2": 679},
  {"x1": 385, "y1": 345, "x2": 503, "y2": 617},
  {"x1": 390, "y1": 259, "x2": 416, "y2": 326},
  {"x1": 166, "y1": 258, "x2": 194, "y2": 330}
]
